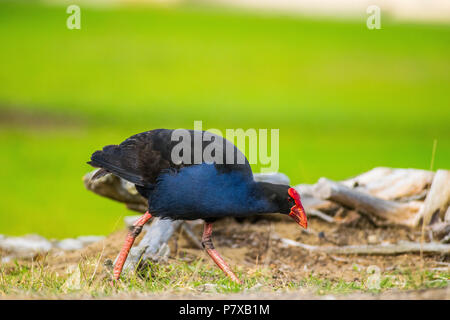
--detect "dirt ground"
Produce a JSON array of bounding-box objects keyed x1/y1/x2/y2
[{"x1": 2, "y1": 215, "x2": 449, "y2": 299}]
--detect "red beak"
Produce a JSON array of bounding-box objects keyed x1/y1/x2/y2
[
  {"x1": 288, "y1": 188, "x2": 308, "y2": 229},
  {"x1": 289, "y1": 205, "x2": 308, "y2": 229}
]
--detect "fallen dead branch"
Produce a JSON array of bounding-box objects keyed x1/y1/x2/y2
[
  {"x1": 414, "y1": 169, "x2": 450, "y2": 227},
  {"x1": 280, "y1": 238, "x2": 450, "y2": 255},
  {"x1": 114, "y1": 218, "x2": 183, "y2": 273},
  {"x1": 306, "y1": 209, "x2": 335, "y2": 223},
  {"x1": 312, "y1": 178, "x2": 421, "y2": 227},
  {"x1": 340, "y1": 167, "x2": 434, "y2": 200},
  {"x1": 83, "y1": 170, "x2": 148, "y2": 213},
  {"x1": 296, "y1": 168, "x2": 448, "y2": 230},
  {"x1": 181, "y1": 222, "x2": 204, "y2": 249}
]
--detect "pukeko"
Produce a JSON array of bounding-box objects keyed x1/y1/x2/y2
[{"x1": 88, "y1": 129, "x2": 307, "y2": 284}]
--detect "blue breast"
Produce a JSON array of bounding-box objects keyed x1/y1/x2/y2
[{"x1": 148, "y1": 164, "x2": 274, "y2": 220}]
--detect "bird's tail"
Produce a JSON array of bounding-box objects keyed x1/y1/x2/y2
[{"x1": 87, "y1": 145, "x2": 145, "y2": 186}]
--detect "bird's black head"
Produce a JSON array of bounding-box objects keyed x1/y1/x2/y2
[{"x1": 257, "y1": 182, "x2": 307, "y2": 229}]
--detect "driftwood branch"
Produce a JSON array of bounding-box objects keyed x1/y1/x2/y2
[
  {"x1": 281, "y1": 238, "x2": 450, "y2": 255},
  {"x1": 115, "y1": 218, "x2": 183, "y2": 273},
  {"x1": 341, "y1": 167, "x2": 434, "y2": 200},
  {"x1": 414, "y1": 169, "x2": 450, "y2": 227},
  {"x1": 313, "y1": 178, "x2": 421, "y2": 227},
  {"x1": 181, "y1": 222, "x2": 204, "y2": 249},
  {"x1": 430, "y1": 222, "x2": 450, "y2": 241},
  {"x1": 83, "y1": 169, "x2": 148, "y2": 213},
  {"x1": 307, "y1": 209, "x2": 335, "y2": 223},
  {"x1": 295, "y1": 184, "x2": 338, "y2": 212}
]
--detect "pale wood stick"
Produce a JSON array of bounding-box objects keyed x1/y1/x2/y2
[
  {"x1": 307, "y1": 209, "x2": 335, "y2": 223},
  {"x1": 415, "y1": 170, "x2": 450, "y2": 227},
  {"x1": 312, "y1": 178, "x2": 421, "y2": 227},
  {"x1": 114, "y1": 218, "x2": 183, "y2": 273},
  {"x1": 280, "y1": 238, "x2": 450, "y2": 255},
  {"x1": 341, "y1": 167, "x2": 434, "y2": 200}
]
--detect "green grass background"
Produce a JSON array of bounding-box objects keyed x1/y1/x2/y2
[{"x1": 0, "y1": 1, "x2": 449, "y2": 237}]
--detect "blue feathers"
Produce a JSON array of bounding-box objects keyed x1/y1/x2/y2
[{"x1": 148, "y1": 164, "x2": 275, "y2": 220}]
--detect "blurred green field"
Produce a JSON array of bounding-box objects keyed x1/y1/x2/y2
[{"x1": 0, "y1": 2, "x2": 449, "y2": 237}]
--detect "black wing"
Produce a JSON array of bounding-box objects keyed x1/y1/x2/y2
[
  {"x1": 88, "y1": 129, "x2": 253, "y2": 187},
  {"x1": 88, "y1": 129, "x2": 173, "y2": 186}
]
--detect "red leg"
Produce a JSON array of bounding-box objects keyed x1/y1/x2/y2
[
  {"x1": 113, "y1": 211, "x2": 152, "y2": 281},
  {"x1": 202, "y1": 222, "x2": 241, "y2": 284}
]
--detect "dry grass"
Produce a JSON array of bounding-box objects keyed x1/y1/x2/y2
[{"x1": 1, "y1": 218, "x2": 448, "y2": 299}]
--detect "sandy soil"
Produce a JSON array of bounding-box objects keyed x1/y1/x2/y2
[
  {"x1": 5, "y1": 214, "x2": 441, "y2": 300},
  {"x1": 2, "y1": 213, "x2": 448, "y2": 300}
]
